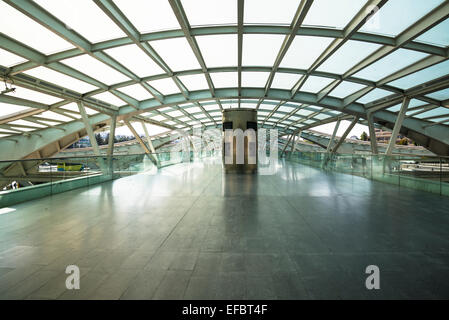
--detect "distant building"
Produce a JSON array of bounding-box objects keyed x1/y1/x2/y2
[{"x1": 374, "y1": 128, "x2": 412, "y2": 144}]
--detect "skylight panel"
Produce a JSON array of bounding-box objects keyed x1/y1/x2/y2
[
  {"x1": 240, "y1": 104, "x2": 257, "y2": 109},
  {"x1": 185, "y1": 106, "x2": 202, "y2": 114},
  {"x1": 303, "y1": 0, "x2": 368, "y2": 29},
  {"x1": 259, "y1": 104, "x2": 275, "y2": 110},
  {"x1": 35, "y1": 0, "x2": 126, "y2": 43},
  {"x1": 39, "y1": 111, "x2": 73, "y2": 122},
  {"x1": 414, "y1": 107, "x2": 449, "y2": 119},
  {"x1": 113, "y1": 0, "x2": 179, "y2": 33},
  {"x1": 24, "y1": 67, "x2": 97, "y2": 93},
  {"x1": 9, "y1": 119, "x2": 46, "y2": 128},
  {"x1": 210, "y1": 72, "x2": 238, "y2": 88},
  {"x1": 426, "y1": 88, "x2": 449, "y2": 101},
  {"x1": 151, "y1": 115, "x2": 167, "y2": 122},
  {"x1": 317, "y1": 40, "x2": 381, "y2": 74},
  {"x1": 209, "y1": 112, "x2": 222, "y2": 117},
  {"x1": 415, "y1": 18, "x2": 449, "y2": 47},
  {"x1": 360, "y1": 0, "x2": 444, "y2": 37},
  {"x1": 62, "y1": 54, "x2": 130, "y2": 85},
  {"x1": 354, "y1": 49, "x2": 429, "y2": 82},
  {"x1": 244, "y1": 0, "x2": 299, "y2": 24},
  {"x1": 167, "y1": 110, "x2": 184, "y2": 118},
  {"x1": 104, "y1": 44, "x2": 164, "y2": 78},
  {"x1": 280, "y1": 36, "x2": 334, "y2": 70},
  {"x1": 0, "y1": 103, "x2": 31, "y2": 118},
  {"x1": 59, "y1": 102, "x2": 96, "y2": 115},
  {"x1": 243, "y1": 35, "x2": 284, "y2": 66},
  {"x1": 182, "y1": 0, "x2": 237, "y2": 26},
  {"x1": 203, "y1": 104, "x2": 220, "y2": 111},
  {"x1": 388, "y1": 60, "x2": 449, "y2": 90},
  {"x1": 196, "y1": 35, "x2": 238, "y2": 68},
  {"x1": 0, "y1": 48, "x2": 26, "y2": 67},
  {"x1": 242, "y1": 72, "x2": 270, "y2": 88},
  {"x1": 147, "y1": 78, "x2": 180, "y2": 95},
  {"x1": 297, "y1": 109, "x2": 314, "y2": 117},
  {"x1": 329, "y1": 81, "x2": 366, "y2": 98},
  {"x1": 117, "y1": 84, "x2": 153, "y2": 101},
  {"x1": 6, "y1": 87, "x2": 61, "y2": 104},
  {"x1": 301, "y1": 76, "x2": 334, "y2": 93},
  {"x1": 91, "y1": 92, "x2": 125, "y2": 107},
  {"x1": 150, "y1": 38, "x2": 201, "y2": 71},
  {"x1": 271, "y1": 73, "x2": 301, "y2": 90},
  {"x1": 357, "y1": 88, "x2": 392, "y2": 104},
  {"x1": 278, "y1": 106, "x2": 295, "y2": 113},
  {"x1": 178, "y1": 74, "x2": 209, "y2": 91},
  {"x1": 0, "y1": 1, "x2": 73, "y2": 54}
]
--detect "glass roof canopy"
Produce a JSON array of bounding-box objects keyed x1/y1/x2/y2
[{"x1": 0, "y1": 0, "x2": 448, "y2": 142}]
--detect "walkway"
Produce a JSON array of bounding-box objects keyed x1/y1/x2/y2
[{"x1": 0, "y1": 160, "x2": 448, "y2": 299}]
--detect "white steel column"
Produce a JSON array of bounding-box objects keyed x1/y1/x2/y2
[
  {"x1": 327, "y1": 119, "x2": 341, "y2": 152},
  {"x1": 140, "y1": 121, "x2": 160, "y2": 167},
  {"x1": 78, "y1": 102, "x2": 101, "y2": 156},
  {"x1": 331, "y1": 116, "x2": 359, "y2": 153},
  {"x1": 385, "y1": 97, "x2": 411, "y2": 156},
  {"x1": 107, "y1": 115, "x2": 117, "y2": 157},
  {"x1": 125, "y1": 120, "x2": 151, "y2": 154},
  {"x1": 367, "y1": 112, "x2": 378, "y2": 155}
]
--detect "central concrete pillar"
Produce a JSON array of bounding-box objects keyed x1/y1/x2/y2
[{"x1": 222, "y1": 108, "x2": 258, "y2": 174}]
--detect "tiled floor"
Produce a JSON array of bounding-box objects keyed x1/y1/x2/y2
[{"x1": 0, "y1": 160, "x2": 448, "y2": 299}]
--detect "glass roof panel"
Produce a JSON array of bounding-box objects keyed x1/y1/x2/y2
[
  {"x1": 9, "y1": 119, "x2": 46, "y2": 128},
  {"x1": 24, "y1": 66, "x2": 97, "y2": 93},
  {"x1": 167, "y1": 110, "x2": 184, "y2": 117},
  {"x1": 271, "y1": 73, "x2": 301, "y2": 90},
  {"x1": 35, "y1": 0, "x2": 126, "y2": 43},
  {"x1": 117, "y1": 84, "x2": 153, "y2": 101},
  {"x1": 242, "y1": 72, "x2": 270, "y2": 87},
  {"x1": 245, "y1": 0, "x2": 299, "y2": 24},
  {"x1": 354, "y1": 49, "x2": 428, "y2": 82},
  {"x1": 329, "y1": 81, "x2": 366, "y2": 98},
  {"x1": 317, "y1": 40, "x2": 381, "y2": 74},
  {"x1": 185, "y1": 107, "x2": 202, "y2": 114},
  {"x1": 297, "y1": 109, "x2": 315, "y2": 117},
  {"x1": 259, "y1": 103, "x2": 276, "y2": 110},
  {"x1": 301, "y1": 76, "x2": 334, "y2": 93},
  {"x1": 182, "y1": 0, "x2": 237, "y2": 26},
  {"x1": 0, "y1": 103, "x2": 31, "y2": 118},
  {"x1": 388, "y1": 60, "x2": 449, "y2": 90},
  {"x1": 39, "y1": 111, "x2": 73, "y2": 122},
  {"x1": 280, "y1": 36, "x2": 334, "y2": 70},
  {"x1": 304, "y1": 0, "x2": 368, "y2": 29},
  {"x1": 6, "y1": 87, "x2": 62, "y2": 104},
  {"x1": 150, "y1": 38, "x2": 201, "y2": 72},
  {"x1": 62, "y1": 54, "x2": 130, "y2": 85},
  {"x1": 91, "y1": 92, "x2": 125, "y2": 107},
  {"x1": 0, "y1": 48, "x2": 26, "y2": 67},
  {"x1": 178, "y1": 74, "x2": 209, "y2": 91},
  {"x1": 203, "y1": 104, "x2": 220, "y2": 111},
  {"x1": 426, "y1": 88, "x2": 449, "y2": 101},
  {"x1": 278, "y1": 106, "x2": 295, "y2": 113},
  {"x1": 414, "y1": 107, "x2": 449, "y2": 119},
  {"x1": 243, "y1": 35, "x2": 284, "y2": 66},
  {"x1": 113, "y1": 0, "x2": 180, "y2": 33},
  {"x1": 196, "y1": 35, "x2": 238, "y2": 68},
  {"x1": 210, "y1": 72, "x2": 238, "y2": 88},
  {"x1": 150, "y1": 115, "x2": 167, "y2": 122},
  {"x1": 360, "y1": 0, "x2": 444, "y2": 37},
  {"x1": 357, "y1": 88, "x2": 392, "y2": 104},
  {"x1": 104, "y1": 44, "x2": 164, "y2": 77},
  {"x1": 147, "y1": 78, "x2": 180, "y2": 95},
  {"x1": 415, "y1": 18, "x2": 449, "y2": 47},
  {"x1": 0, "y1": 1, "x2": 73, "y2": 54}
]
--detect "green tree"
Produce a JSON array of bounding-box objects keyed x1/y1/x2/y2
[{"x1": 360, "y1": 131, "x2": 368, "y2": 141}]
